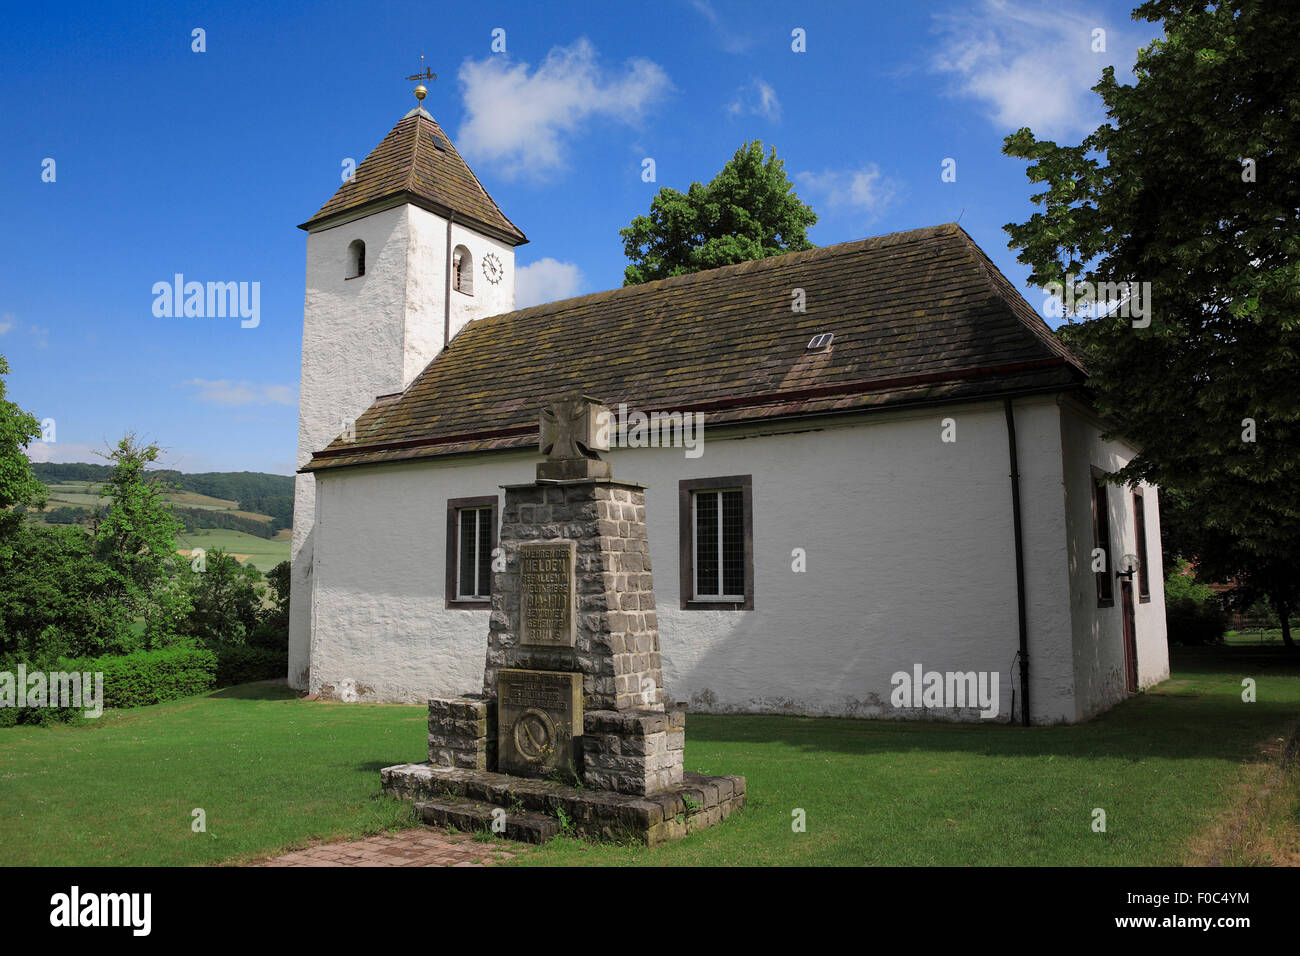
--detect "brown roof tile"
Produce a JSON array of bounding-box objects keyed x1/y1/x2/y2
[
  {"x1": 305, "y1": 224, "x2": 1085, "y2": 472},
  {"x1": 300, "y1": 108, "x2": 526, "y2": 245}
]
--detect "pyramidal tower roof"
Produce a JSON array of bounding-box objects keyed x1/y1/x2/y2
[{"x1": 299, "y1": 106, "x2": 527, "y2": 245}]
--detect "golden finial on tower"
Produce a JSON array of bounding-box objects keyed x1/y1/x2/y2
[{"x1": 405, "y1": 53, "x2": 437, "y2": 107}]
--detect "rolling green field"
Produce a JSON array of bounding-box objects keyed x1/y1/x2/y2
[
  {"x1": 1, "y1": 647, "x2": 1295, "y2": 867},
  {"x1": 177, "y1": 529, "x2": 290, "y2": 573},
  {"x1": 41, "y1": 481, "x2": 240, "y2": 512},
  {"x1": 32, "y1": 476, "x2": 290, "y2": 573}
]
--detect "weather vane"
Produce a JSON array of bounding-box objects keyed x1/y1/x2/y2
[{"x1": 405, "y1": 53, "x2": 437, "y2": 106}]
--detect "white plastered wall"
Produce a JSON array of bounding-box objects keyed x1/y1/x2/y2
[
  {"x1": 1059, "y1": 399, "x2": 1170, "y2": 720},
  {"x1": 290, "y1": 203, "x2": 517, "y2": 689},
  {"x1": 307, "y1": 396, "x2": 1095, "y2": 722}
]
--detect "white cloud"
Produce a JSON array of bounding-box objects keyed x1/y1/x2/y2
[
  {"x1": 516, "y1": 258, "x2": 585, "y2": 308},
  {"x1": 0, "y1": 313, "x2": 46, "y2": 347},
  {"x1": 181, "y1": 378, "x2": 298, "y2": 407},
  {"x1": 25, "y1": 441, "x2": 99, "y2": 464},
  {"x1": 456, "y1": 39, "x2": 671, "y2": 178},
  {"x1": 727, "y1": 79, "x2": 781, "y2": 122},
  {"x1": 690, "y1": 0, "x2": 755, "y2": 54},
  {"x1": 930, "y1": 0, "x2": 1149, "y2": 138},
  {"x1": 796, "y1": 165, "x2": 896, "y2": 222}
]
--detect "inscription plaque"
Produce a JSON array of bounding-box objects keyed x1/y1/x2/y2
[
  {"x1": 519, "y1": 541, "x2": 576, "y2": 647},
  {"x1": 497, "y1": 669, "x2": 583, "y2": 778}
]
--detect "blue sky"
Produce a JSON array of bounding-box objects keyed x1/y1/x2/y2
[{"x1": 0, "y1": 0, "x2": 1160, "y2": 475}]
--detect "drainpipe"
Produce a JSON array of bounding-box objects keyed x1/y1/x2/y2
[
  {"x1": 444, "y1": 213, "x2": 454, "y2": 349},
  {"x1": 1004, "y1": 397, "x2": 1031, "y2": 726}
]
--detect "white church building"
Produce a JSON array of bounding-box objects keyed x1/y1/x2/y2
[{"x1": 288, "y1": 105, "x2": 1169, "y2": 724}]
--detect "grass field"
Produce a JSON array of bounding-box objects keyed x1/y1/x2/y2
[
  {"x1": 41, "y1": 481, "x2": 240, "y2": 512},
  {"x1": 0, "y1": 647, "x2": 1295, "y2": 867},
  {"x1": 177, "y1": 529, "x2": 290, "y2": 573},
  {"x1": 1226, "y1": 629, "x2": 1295, "y2": 647},
  {"x1": 0, "y1": 684, "x2": 421, "y2": 866}
]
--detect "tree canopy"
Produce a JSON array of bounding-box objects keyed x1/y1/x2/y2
[
  {"x1": 620, "y1": 141, "x2": 817, "y2": 285},
  {"x1": 0, "y1": 353, "x2": 45, "y2": 520},
  {"x1": 93, "y1": 435, "x2": 192, "y2": 648},
  {"x1": 1002, "y1": 0, "x2": 1300, "y2": 642}
]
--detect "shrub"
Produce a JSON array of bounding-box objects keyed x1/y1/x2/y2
[
  {"x1": 1166, "y1": 598, "x2": 1227, "y2": 645},
  {"x1": 214, "y1": 646, "x2": 287, "y2": 686},
  {"x1": 0, "y1": 643, "x2": 295, "y2": 728},
  {"x1": 0, "y1": 646, "x2": 216, "y2": 726},
  {"x1": 64, "y1": 646, "x2": 217, "y2": 710},
  {"x1": 184, "y1": 549, "x2": 264, "y2": 647},
  {"x1": 250, "y1": 560, "x2": 290, "y2": 652},
  {"x1": 1164, "y1": 562, "x2": 1227, "y2": 645},
  {"x1": 1163, "y1": 561, "x2": 1217, "y2": 604},
  {"x1": 0, "y1": 650, "x2": 88, "y2": 727}
]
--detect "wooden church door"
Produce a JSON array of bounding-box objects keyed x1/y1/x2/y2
[{"x1": 1121, "y1": 580, "x2": 1138, "y2": 693}]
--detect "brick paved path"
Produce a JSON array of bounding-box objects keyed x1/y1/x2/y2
[{"x1": 255, "y1": 827, "x2": 525, "y2": 867}]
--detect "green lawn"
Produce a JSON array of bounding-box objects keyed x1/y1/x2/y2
[
  {"x1": 0, "y1": 684, "x2": 424, "y2": 866},
  {"x1": 177, "y1": 528, "x2": 290, "y2": 573},
  {"x1": 0, "y1": 648, "x2": 1296, "y2": 866},
  {"x1": 516, "y1": 646, "x2": 1300, "y2": 866},
  {"x1": 1225, "y1": 628, "x2": 1294, "y2": 647}
]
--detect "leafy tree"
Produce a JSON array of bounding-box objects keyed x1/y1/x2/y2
[
  {"x1": 620, "y1": 141, "x2": 817, "y2": 285},
  {"x1": 0, "y1": 353, "x2": 45, "y2": 525},
  {"x1": 0, "y1": 522, "x2": 134, "y2": 659},
  {"x1": 184, "y1": 549, "x2": 265, "y2": 648},
  {"x1": 254, "y1": 559, "x2": 291, "y2": 649},
  {"x1": 1004, "y1": 0, "x2": 1300, "y2": 647},
  {"x1": 1159, "y1": 485, "x2": 1296, "y2": 645},
  {"x1": 94, "y1": 435, "x2": 192, "y2": 648}
]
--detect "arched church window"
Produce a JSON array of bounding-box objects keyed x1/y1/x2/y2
[
  {"x1": 453, "y1": 245, "x2": 474, "y2": 295},
  {"x1": 347, "y1": 240, "x2": 366, "y2": 279}
]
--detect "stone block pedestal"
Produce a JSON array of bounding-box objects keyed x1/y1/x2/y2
[
  {"x1": 427, "y1": 696, "x2": 495, "y2": 771},
  {"x1": 582, "y1": 706, "x2": 685, "y2": 795}
]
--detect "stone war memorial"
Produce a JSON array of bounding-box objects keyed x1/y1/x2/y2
[{"x1": 381, "y1": 394, "x2": 746, "y2": 845}]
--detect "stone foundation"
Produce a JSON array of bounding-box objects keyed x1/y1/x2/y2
[{"x1": 381, "y1": 762, "x2": 745, "y2": 846}]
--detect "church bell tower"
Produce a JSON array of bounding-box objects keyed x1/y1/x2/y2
[{"x1": 288, "y1": 92, "x2": 528, "y2": 689}]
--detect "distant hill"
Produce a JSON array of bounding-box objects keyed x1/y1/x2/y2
[{"x1": 29, "y1": 463, "x2": 294, "y2": 534}]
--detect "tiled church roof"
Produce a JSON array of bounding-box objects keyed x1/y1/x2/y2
[
  {"x1": 304, "y1": 223, "x2": 1085, "y2": 472},
  {"x1": 300, "y1": 108, "x2": 527, "y2": 245}
]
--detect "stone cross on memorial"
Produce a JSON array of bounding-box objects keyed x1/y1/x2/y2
[{"x1": 535, "y1": 391, "x2": 611, "y2": 480}]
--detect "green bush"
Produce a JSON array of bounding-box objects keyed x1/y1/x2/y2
[
  {"x1": 1166, "y1": 598, "x2": 1227, "y2": 645},
  {"x1": 1164, "y1": 561, "x2": 1227, "y2": 645},
  {"x1": 94, "y1": 647, "x2": 216, "y2": 708},
  {"x1": 0, "y1": 650, "x2": 89, "y2": 727},
  {"x1": 62, "y1": 646, "x2": 217, "y2": 710},
  {"x1": 183, "y1": 549, "x2": 264, "y2": 648},
  {"x1": 1, "y1": 644, "x2": 292, "y2": 728},
  {"x1": 0, "y1": 647, "x2": 215, "y2": 725},
  {"x1": 1163, "y1": 561, "x2": 1216, "y2": 604},
  {"x1": 214, "y1": 646, "x2": 287, "y2": 686}
]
